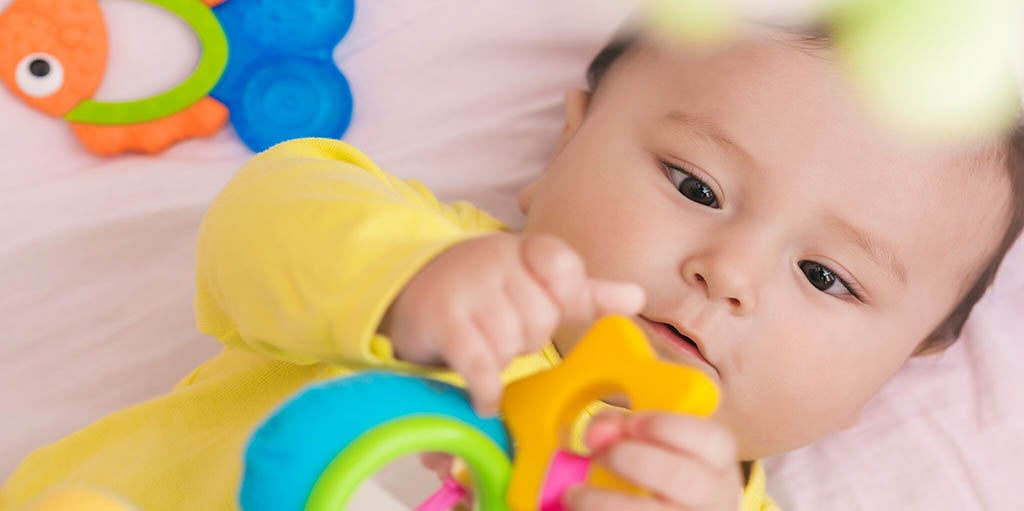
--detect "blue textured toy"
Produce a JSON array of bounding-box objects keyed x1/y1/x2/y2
[{"x1": 210, "y1": 0, "x2": 355, "y2": 152}]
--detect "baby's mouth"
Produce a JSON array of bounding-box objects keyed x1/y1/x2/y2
[
  {"x1": 664, "y1": 323, "x2": 699, "y2": 351},
  {"x1": 637, "y1": 316, "x2": 718, "y2": 376}
]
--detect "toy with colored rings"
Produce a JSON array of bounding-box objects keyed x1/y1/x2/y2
[
  {"x1": 240, "y1": 316, "x2": 720, "y2": 511},
  {"x1": 0, "y1": 0, "x2": 355, "y2": 155},
  {"x1": 240, "y1": 372, "x2": 514, "y2": 511}
]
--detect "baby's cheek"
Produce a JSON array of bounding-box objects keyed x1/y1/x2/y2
[
  {"x1": 724, "y1": 386, "x2": 848, "y2": 459},
  {"x1": 723, "y1": 339, "x2": 871, "y2": 457}
]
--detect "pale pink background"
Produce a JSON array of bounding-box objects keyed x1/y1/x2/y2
[{"x1": 0, "y1": 1, "x2": 1020, "y2": 509}]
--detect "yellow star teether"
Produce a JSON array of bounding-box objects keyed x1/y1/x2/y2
[{"x1": 500, "y1": 315, "x2": 720, "y2": 511}]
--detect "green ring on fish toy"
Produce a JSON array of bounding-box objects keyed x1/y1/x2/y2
[{"x1": 64, "y1": 0, "x2": 228, "y2": 125}]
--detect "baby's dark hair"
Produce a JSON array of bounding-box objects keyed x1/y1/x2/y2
[{"x1": 586, "y1": 33, "x2": 1024, "y2": 353}]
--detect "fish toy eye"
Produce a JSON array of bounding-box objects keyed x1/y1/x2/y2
[{"x1": 15, "y1": 53, "x2": 64, "y2": 98}]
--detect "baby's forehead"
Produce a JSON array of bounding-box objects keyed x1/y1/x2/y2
[{"x1": 628, "y1": 36, "x2": 1006, "y2": 182}]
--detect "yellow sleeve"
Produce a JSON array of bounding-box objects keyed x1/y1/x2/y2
[
  {"x1": 743, "y1": 461, "x2": 783, "y2": 511},
  {"x1": 194, "y1": 138, "x2": 505, "y2": 367}
]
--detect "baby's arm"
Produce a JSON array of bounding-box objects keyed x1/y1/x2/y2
[
  {"x1": 194, "y1": 138, "x2": 642, "y2": 411},
  {"x1": 194, "y1": 138, "x2": 502, "y2": 368}
]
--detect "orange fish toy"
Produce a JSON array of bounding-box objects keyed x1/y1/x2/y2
[{"x1": 0, "y1": 0, "x2": 355, "y2": 155}]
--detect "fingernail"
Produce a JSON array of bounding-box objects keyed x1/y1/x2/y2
[
  {"x1": 475, "y1": 400, "x2": 498, "y2": 417},
  {"x1": 585, "y1": 412, "x2": 627, "y2": 452}
]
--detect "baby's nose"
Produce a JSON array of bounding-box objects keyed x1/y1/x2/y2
[{"x1": 682, "y1": 258, "x2": 757, "y2": 315}]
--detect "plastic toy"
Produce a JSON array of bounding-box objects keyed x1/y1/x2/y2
[
  {"x1": 241, "y1": 372, "x2": 514, "y2": 511},
  {"x1": 0, "y1": 0, "x2": 354, "y2": 156},
  {"x1": 643, "y1": 0, "x2": 1020, "y2": 139},
  {"x1": 240, "y1": 315, "x2": 720, "y2": 511},
  {"x1": 500, "y1": 315, "x2": 718, "y2": 510}
]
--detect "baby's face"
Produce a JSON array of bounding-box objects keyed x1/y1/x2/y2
[{"x1": 520, "y1": 37, "x2": 1012, "y2": 459}]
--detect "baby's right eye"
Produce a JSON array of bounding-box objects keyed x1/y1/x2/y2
[
  {"x1": 798, "y1": 260, "x2": 862, "y2": 301},
  {"x1": 664, "y1": 163, "x2": 720, "y2": 209}
]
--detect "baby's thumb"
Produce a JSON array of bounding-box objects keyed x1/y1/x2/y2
[
  {"x1": 588, "y1": 280, "x2": 645, "y2": 317},
  {"x1": 585, "y1": 410, "x2": 630, "y2": 454}
]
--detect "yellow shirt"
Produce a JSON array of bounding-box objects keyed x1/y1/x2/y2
[{"x1": 1, "y1": 139, "x2": 778, "y2": 511}]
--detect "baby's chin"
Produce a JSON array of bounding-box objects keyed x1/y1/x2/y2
[{"x1": 725, "y1": 402, "x2": 863, "y2": 461}]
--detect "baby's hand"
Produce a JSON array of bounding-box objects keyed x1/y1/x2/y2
[
  {"x1": 380, "y1": 233, "x2": 645, "y2": 415},
  {"x1": 566, "y1": 411, "x2": 743, "y2": 511}
]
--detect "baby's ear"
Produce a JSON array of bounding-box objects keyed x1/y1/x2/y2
[
  {"x1": 557, "y1": 89, "x2": 591, "y2": 150},
  {"x1": 518, "y1": 179, "x2": 539, "y2": 214},
  {"x1": 519, "y1": 90, "x2": 592, "y2": 214}
]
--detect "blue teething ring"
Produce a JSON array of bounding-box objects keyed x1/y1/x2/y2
[
  {"x1": 227, "y1": 57, "x2": 353, "y2": 152},
  {"x1": 240, "y1": 372, "x2": 513, "y2": 511},
  {"x1": 209, "y1": 0, "x2": 356, "y2": 151}
]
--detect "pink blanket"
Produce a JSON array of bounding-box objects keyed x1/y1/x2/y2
[{"x1": 1, "y1": 1, "x2": 1020, "y2": 509}]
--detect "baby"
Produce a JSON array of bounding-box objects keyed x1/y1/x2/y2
[{"x1": 4, "y1": 25, "x2": 1023, "y2": 511}]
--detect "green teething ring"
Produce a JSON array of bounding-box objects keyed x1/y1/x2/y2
[
  {"x1": 306, "y1": 416, "x2": 512, "y2": 511},
  {"x1": 64, "y1": 0, "x2": 228, "y2": 125}
]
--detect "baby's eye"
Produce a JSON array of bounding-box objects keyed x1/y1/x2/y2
[
  {"x1": 664, "y1": 163, "x2": 720, "y2": 209},
  {"x1": 799, "y1": 261, "x2": 855, "y2": 298}
]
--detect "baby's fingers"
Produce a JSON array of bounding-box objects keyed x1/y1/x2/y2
[
  {"x1": 521, "y1": 234, "x2": 644, "y2": 325},
  {"x1": 595, "y1": 439, "x2": 732, "y2": 508},
  {"x1": 420, "y1": 452, "x2": 454, "y2": 480},
  {"x1": 563, "y1": 486, "x2": 674, "y2": 511},
  {"x1": 627, "y1": 413, "x2": 738, "y2": 472},
  {"x1": 588, "y1": 279, "x2": 646, "y2": 317},
  {"x1": 584, "y1": 410, "x2": 631, "y2": 453},
  {"x1": 503, "y1": 266, "x2": 561, "y2": 353},
  {"x1": 520, "y1": 234, "x2": 593, "y2": 324},
  {"x1": 441, "y1": 319, "x2": 504, "y2": 416}
]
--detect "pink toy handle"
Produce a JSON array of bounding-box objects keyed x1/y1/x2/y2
[
  {"x1": 539, "y1": 450, "x2": 592, "y2": 511},
  {"x1": 417, "y1": 450, "x2": 591, "y2": 511},
  {"x1": 417, "y1": 476, "x2": 469, "y2": 511}
]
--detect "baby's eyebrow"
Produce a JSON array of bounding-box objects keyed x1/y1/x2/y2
[
  {"x1": 662, "y1": 110, "x2": 754, "y2": 164},
  {"x1": 825, "y1": 212, "x2": 908, "y2": 285}
]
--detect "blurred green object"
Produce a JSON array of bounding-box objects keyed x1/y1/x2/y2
[
  {"x1": 643, "y1": 0, "x2": 1021, "y2": 139},
  {"x1": 644, "y1": 0, "x2": 738, "y2": 46}
]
